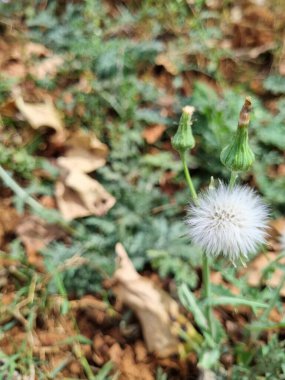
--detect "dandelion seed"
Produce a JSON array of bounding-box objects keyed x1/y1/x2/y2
[{"x1": 186, "y1": 184, "x2": 269, "y2": 263}]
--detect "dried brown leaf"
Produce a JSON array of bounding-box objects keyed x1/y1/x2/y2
[
  {"x1": 244, "y1": 252, "x2": 285, "y2": 296},
  {"x1": 57, "y1": 130, "x2": 108, "y2": 173},
  {"x1": 142, "y1": 124, "x2": 166, "y2": 144},
  {"x1": 25, "y1": 42, "x2": 50, "y2": 57},
  {"x1": 270, "y1": 219, "x2": 285, "y2": 236},
  {"x1": 30, "y1": 56, "x2": 64, "y2": 80},
  {"x1": 14, "y1": 92, "x2": 66, "y2": 143},
  {"x1": 155, "y1": 53, "x2": 178, "y2": 75},
  {"x1": 109, "y1": 344, "x2": 154, "y2": 380},
  {"x1": 0, "y1": 200, "x2": 19, "y2": 248},
  {"x1": 55, "y1": 170, "x2": 115, "y2": 220},
  {"x1": 16, "y1": 215, "x2": 66, "y2": 267},
  {"x1": 112, "y1": 243, "x2": 201, "y2": 357}
]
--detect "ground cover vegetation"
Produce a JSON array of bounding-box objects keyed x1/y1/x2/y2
[{"x1": 0, "y1": 0, "x2": 285, "y2": 379}]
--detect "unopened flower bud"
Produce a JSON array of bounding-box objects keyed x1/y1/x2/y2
[
  {"x1": 172, "y1": 106, "x2": 195, "y2": 155},
  {"x1": 220, "y1": 97, "x2": 255, "y2": 172}
]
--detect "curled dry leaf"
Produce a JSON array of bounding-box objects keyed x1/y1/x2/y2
[
  {"x1": 55, "y1": 129, "x2": 114, "y2": 220},
  {"x1": 56, "y1": 170, "x2": 115, "y2": 221},
  {"x1": 14, "y1": 91, "x2": 66, "y2": 143},
  {"x1": 57, "y1": 130, "x2": 108, "y2": 173},
  {"x1": 112, "y1": 243, "x2": 202, "y2": 357}
]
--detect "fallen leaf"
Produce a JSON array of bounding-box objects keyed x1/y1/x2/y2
[
  {"x1": 93, "y1": 333, "x2": 109, "y2": 365},
  {"x1": 277, "y1": 165, "x2": 285, "y2": 176},
  {"x1": 56, "y1": 170, "x2": 115, "y2": 220},
  {"x1": 0, "y1": 268, "x2": 8, "y2": 288},
  {"x1": 14, "y1": 90, "x2": 66, "y2": 143},
  {"x1": 3, "y1": 62, "x2": 26, "y2": 79},
  {"x1": 231, "y1": 4, "x2": 274, "y2": 50},
  {"x1": 30, "y1": 55, "x2": 64, "y2": 80},
  {"x1": 76, "y1": 74, "x2": 93, "y2": 94},
  {"x1": 68, "y1": 361, "x2": 82, "y2": 377},
  {"x1": 57, "y1": 130, "x2": 108, "y2": 173},
  {"x1": 142, "y1": 124, "x2": 166, "y2": 144},
  {"x1": 0, "y1": 200, "x2": 19, "y2": 248},
  {"x1": 112, "y1": 243, "x2": 202, "y2": 357},
  {"x1": 25, "y1": 42, "x2": 50, "y2": 57},
  {"x1": 155, "y1": 53, "x2": 178, "y2": 75},
  {"x1": 70, "y1": 296, "x2": 108, "y2": 325},
  {"x1": 0, "y1": 41, "x2": 27, "y2": 79},
  {"x1": 233, "y1": 43, "x2": 275, "y2": 59},
  {"x1": 16, "y1": 215, "x2": 66, "y2": 268},
  {"x1": 134, "y1": 340, "x2": 148, "y2": 362},
  {"x1": 37, "y1": 331, "x2": 67, "y2": 346},
  {"x1": 210, "y1": 271, "x2": 239, "y2": 296},
  {"x1": 244, "y1": 252, "x2": 285, "y2": 297},
  {"x1": 270, "y1": 219, "x2": 285, "y2": 236},
  {"x1": 109, "y1": 343, "x2": 154, "y2": 380}
]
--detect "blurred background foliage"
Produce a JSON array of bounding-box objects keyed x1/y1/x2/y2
[
  {"x1": 0, "y1": 0, "x2": 284, "y2": 294},
  {"x1": 0, "y1": 0, "x2": 285, "y2": 376}
]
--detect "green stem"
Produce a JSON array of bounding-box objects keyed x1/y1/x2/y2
[
  {"x1": 181, "y1": 152, "x2": 197, "y2": 200},
  {"x1": 0, "y1": 165, "x2": 45, "y2": 213},
  {"x1": 180, "y1": 151, "x2": 214, "y2": 339},
  {"x1": 229, "y1": 171, "x2": 238, "y2": 188},
  {"x1": 0, "y1": 165, "x2": 74, "y2": 234},
  {"x1": 202, "y1": 254, "x2": 214, "y2": 337}
]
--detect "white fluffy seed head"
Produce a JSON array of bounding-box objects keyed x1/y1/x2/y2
[{"x1": 186, "y1": 184, "x2": 269, "y2": 263}]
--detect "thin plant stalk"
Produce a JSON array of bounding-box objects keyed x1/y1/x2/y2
[
  {"x1": 0, "y1": 165, "x2": 47, "y2": 215},
  {"x1": 0, "y1": 165, "x2": 74, "y2": 234},
  {"x1": 180, "y1": 152, "x2": 214, "y2": 338},
  {"x1": 229, "y1": 171, "x2": 238, "y2": 188},
  {"x1": 202, "y1": 254, "x2": 214, "y2": 337},
  {"x1": 181, "y1": 152, "x2": 197, "y2": 201}
]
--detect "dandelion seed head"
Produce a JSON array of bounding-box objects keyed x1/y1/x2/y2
[{"x1": 186, "y1": 184, "x2": 269, "y2": 263}]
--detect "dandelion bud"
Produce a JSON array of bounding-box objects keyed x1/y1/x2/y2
[
  {"x1": 172, "y1": 106, "x2": 195, "y2": 155},
  {"x1": 220, "y1": 97, "x2": 255, "y2": 172}
]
